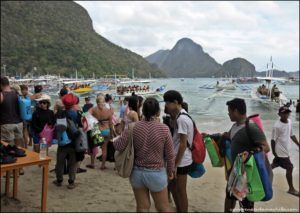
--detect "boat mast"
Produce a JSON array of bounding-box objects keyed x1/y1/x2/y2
[
  {"x1": 267, "y1": 56, "x2": 273, "y2": 100},
  {"x1": 132, "y1": 68, "x2": 135, "y2": 79}
]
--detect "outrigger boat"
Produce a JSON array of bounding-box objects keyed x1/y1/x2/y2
[
  {"x1": 60, "y1": 79, "x2": 96, "y2": 95},
  {"x1": 251, "y1": 57, "x2": 288, "y2": 108},
  {"x1": 113, "y1": 79, "x2": 166, "y2": 99}
]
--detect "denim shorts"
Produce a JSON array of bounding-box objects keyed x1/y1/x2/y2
[{"x1": 130, "y1": 166, "x2": 168, "y2": 193}]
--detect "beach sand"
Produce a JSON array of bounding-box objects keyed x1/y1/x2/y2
[{"x1": 1, "y1": 145, "x2": 299, "y2": 212}]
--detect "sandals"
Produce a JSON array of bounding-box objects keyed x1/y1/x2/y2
[{"x1": 86, "y1": 164, "x2": 95, "y2": 169}]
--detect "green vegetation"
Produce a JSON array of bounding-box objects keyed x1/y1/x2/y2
[{"x1": 1, "y1": 1, "x2": 164, "y2": 78}]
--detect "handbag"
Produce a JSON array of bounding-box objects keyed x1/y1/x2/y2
[
  {"x1": 227, "y1": 153, "x2": 249, "y2": 201},
  {"x1": 39, "y1": 124, "x2": 55, "y2": 146},
  {"x1": 81, "y1": 112, "x2": 99, "y2": 132},
  {"x1": 204, "y1": 136, "x2": 223, "y2": 167},
  {"x1": 245, "y1": 119, "x2": 273, "y2": 202},
  {"x1": 245, "y1": 154, "x2": 266, "y2": 202},
  {"x1": 253, "y1": 151, "x2": 273, "y2": 201},
  {"x1": 114, "y1": 122, "x2": 135, "y2": 178}
]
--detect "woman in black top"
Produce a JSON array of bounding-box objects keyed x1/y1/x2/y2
[{"x1": 32, "y1": 94, "x2": 55, "y2": 153}]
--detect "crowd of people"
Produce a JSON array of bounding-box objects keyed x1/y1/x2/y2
[
  {"x1": 1, "y1": 75, "x2": 299, "y2": 212},
  {"x1": 257, "y1": 83, "x2": 281, "y2": 102},
  {"x1": 116, "y1": 85, "x2": 150, "y2": 95}
]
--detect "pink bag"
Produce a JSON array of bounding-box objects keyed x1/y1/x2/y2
[
  {"x1": 39, "y1": 124, "x2": 55, "y2": 146},
  {"x1": 248, "y1": 114, "x2": 264, "y2": 131}
]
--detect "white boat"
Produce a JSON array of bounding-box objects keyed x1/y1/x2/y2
[
  {"x1": 215, "y1": 80, "x2": 236, "y2": 91},
  {"x1": 251, "y1": 57, "x2": 288, "y2": 108}
]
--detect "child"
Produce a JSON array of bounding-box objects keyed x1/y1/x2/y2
[{"x1": 271, "y1": 106, "x2": 299, "y2": 197}]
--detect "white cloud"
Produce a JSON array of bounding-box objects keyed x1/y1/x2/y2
[{"x1": 75, "y1": 1, "x2": 299, "y2": 71}]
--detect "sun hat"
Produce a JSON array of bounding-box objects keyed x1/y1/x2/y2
[
  {"x1": 35, "y1": 94, "x2": 51, "y2": 102},
  {"x1": 62, "y1": 93, "x2": 79, "y2": 110}
]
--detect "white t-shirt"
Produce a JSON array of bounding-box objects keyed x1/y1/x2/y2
[
  {"x1": 172, "y1": 109, "x2": 194, "y2": 167},
  {"x1": 271, "y1": 119, "x2": 294, "y2": 157}
]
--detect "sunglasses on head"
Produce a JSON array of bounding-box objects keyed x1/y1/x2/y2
[{"x1": 39, "y1": 101, "x2": 48, "y2": 105}]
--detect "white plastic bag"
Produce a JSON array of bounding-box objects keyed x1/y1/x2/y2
[{"x1": 82, "y1": 112, "x2": 98, "y2": 132}]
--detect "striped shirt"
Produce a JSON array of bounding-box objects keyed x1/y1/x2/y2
[{"x1": 114, "y1": 120, "x2": 175, "y2": 175}]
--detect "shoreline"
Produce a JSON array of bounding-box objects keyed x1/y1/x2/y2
[{"x1": 1, "y1": 144, "x2": 299, "y2": 212}]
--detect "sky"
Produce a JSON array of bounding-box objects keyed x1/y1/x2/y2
[{"x1": 75, "y1": 1, "x2": 299, "y2": 72}]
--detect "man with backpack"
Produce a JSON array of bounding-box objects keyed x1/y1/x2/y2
[
  {"x1": 224, "y1": 98, "x2": 270, "y2": 212},
  {"x1": 163, "y1": 90, "x2": 194, "y2": 212},
  {"x1": 53, "y1": 93, "x2": 83, "y2": 189}
]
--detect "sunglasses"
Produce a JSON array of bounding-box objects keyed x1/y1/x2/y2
[{"x1": 39, "y1": 101, "x2": 48, "y2": 105}]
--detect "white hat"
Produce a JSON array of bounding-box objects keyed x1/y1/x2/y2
[{"x1": 35, "y1": 93, "x2": 51, "y2": 102}]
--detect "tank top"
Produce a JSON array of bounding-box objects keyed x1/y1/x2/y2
[{"x1": 0, "y1": 90, "x2": 22, "y2": 125}]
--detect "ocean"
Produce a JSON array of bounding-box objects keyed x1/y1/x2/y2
[{"x1": 53, "y1": 78, "x2": 300, "y2": 173}]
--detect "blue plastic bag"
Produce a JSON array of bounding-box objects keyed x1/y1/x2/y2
[{"x1": 253, "y1": 151, "x2": 273, "y2": 201}]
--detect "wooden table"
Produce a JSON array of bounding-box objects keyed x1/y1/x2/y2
[{"x1": 0, "y1": 142, "x2": 51, "y2": 212}]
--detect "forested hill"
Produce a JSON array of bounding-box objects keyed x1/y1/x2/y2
[{"x1": 1, "y1": 1, "x2": 164, "y2": 78}]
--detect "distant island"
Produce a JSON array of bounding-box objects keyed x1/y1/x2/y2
[{"x1": 146, "y1": 38, "x2": 299, "y2": 78}]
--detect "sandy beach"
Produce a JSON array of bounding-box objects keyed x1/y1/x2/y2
[{"x1": 1, "y1": 144, "x2": 299, "y2": 212}]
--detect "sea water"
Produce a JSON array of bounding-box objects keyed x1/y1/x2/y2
[{"x1": 50, "y1": 78, "x2": 299, "y2": 173}]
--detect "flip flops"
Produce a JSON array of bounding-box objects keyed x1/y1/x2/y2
[{"x1": 287, "y1": 190, "x2": 300, "y2": 197}]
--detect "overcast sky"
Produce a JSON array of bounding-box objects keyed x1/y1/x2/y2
[{"x1": 75, "y1": 1, "x2": 299, "y2": 72}]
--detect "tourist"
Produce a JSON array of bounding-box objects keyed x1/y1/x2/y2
[
  {"x1": 31, "y1": 94, "x2": 55, "y2": 153},
  {"x1": 82, "y1": 96, "x2": 93, "y2": 113},
  {"x1": 163, "y1": 90, "x2": 193, "y2": 212},
  {"x1": 114, "y1": 97, "x2": 175, "y2": 212},
  {"x1": 88, "y1": 95, "x2": 113, "y2": 170},
  {"x1": 0, "y1": 76, "x2": 23, "y2": 150}
]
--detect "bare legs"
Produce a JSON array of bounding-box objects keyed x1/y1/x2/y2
[{"x1": 132, "y1": 187, "x2": 171, "y2": 212}]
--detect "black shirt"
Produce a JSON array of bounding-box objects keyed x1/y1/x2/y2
[
  {"x1": 32, "y1": 107, "x2": 55, "y2": 133},
  {"x1": 0, "y1": 90, "x2": 22, "y2": 125}
]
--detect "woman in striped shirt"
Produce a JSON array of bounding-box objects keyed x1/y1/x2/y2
[{"x1": 114, "y1": 97, "x2": 175, "y2": 212}]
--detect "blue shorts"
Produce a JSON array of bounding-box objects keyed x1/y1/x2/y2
[
  {"x1": 33, "y1": 132, "x2": 41, "y2": 144},
  {"x1": 130, "y1": 166, "x2": 168, "y2": 192}
]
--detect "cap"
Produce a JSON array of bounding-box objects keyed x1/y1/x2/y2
[{"x1": 278, "y1": 106, "x2": 291, "y2": 114}]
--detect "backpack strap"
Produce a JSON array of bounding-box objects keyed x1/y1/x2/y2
[
  {"x1": 176, "y1": 112, "x2": 195, "y2": 149},
  {"x1": 245, "y1": 118, "x2": 262, "y2": 152}
]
